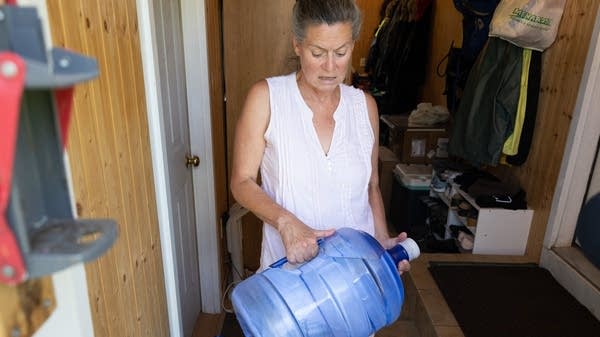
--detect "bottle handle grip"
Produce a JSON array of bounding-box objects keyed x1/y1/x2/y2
[{"x1": 269, "y1": 238, "x2": 325, "y2": 268}]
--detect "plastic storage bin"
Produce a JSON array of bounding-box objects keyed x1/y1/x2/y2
[
  {"x1": 390, "y1": 164, "x2": 432, "y2": 235},
  {"x1": 231, "y1": 228, "x2": 419, "y2": 337}
]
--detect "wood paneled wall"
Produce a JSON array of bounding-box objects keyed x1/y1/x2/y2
[{"x1": 46, "y1": 1, "x2": 169, "y2": 337}]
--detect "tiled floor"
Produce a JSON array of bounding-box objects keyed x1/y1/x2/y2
[{"x1": 407, "y1": 253, "x2": 534, "y2": 337}]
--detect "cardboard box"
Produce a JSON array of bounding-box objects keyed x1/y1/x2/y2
[
  {"x1": 381, "y1": 114, "x2": 449, "y2": 164},
  {"x1": 378, "y1": 146, "x2": 400, "y2": 218}
]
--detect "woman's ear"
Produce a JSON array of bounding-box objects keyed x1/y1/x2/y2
[{"x1": 292, "y1": 37, "x2": 301, "y2": 56}]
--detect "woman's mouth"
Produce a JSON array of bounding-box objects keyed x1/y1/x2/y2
[{"x1": 319, "y1": 76, "x2": 337, "y2": 82}]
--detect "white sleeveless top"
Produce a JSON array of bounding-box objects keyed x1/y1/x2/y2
[{"x1": 259, "y1": 72, "x2": 375, "y2": 270}]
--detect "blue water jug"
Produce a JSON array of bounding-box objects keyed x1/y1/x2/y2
[{"x1": 231, "y1": 227, "x2": 419, "y2": 337}]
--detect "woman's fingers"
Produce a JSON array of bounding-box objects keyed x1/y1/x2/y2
[
  {"x1": 396, "y1": 232, "x2": 408, "y2": 242},
  {"x1": 314, "y1": 228, "x2": 336, "y2": 239},
  {"x1": 282, "y1": 226, "x2": 335, "y2": 264},
  {"x1": 397, "y1": 259, "x2": 411, "y2": 275}
]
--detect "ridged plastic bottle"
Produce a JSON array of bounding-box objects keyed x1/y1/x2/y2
[{"x1": 231, "y1": 227, "x2": 420, "y2": 337}]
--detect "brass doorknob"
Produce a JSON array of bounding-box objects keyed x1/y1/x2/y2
[{"x1": 185, "y1": 155, "x2": 200, "y2": 168}]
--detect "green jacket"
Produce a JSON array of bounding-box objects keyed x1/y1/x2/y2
[{"x1": 449, "y1": 37, "x2": 523, "y2": 166}]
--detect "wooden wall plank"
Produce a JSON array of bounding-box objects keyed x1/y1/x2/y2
[
  {"x1": 73, "y1": 0, "x2": 138, "y2": 334},
  {"x1": 120, "y1": 0, "x2": 168, "y2": 333},
  {"x1": 46, "y1": 1, "x2": 169, "y2": 337},
  {"x1": 45, "y1": 1, "x2": 113, "y2": 335}
]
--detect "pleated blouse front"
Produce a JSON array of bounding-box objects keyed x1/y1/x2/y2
[{"x1": 259, "y1": 72, "x2": 375, "y2": 270}]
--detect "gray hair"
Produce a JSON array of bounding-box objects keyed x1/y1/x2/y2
[{"x1": 292, "y1": 0, "x2": 363, "y2": 42}]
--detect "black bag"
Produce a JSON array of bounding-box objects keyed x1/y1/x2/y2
[
  {"x1": 454, "y1": 0, "x2": 501, "y2": 63},
  {"x1": 437, "y1": 43, "x2": 470, "y2": 114},
  {"x1": 439, "y1": 1, "x2": 501, "y2": 114}
]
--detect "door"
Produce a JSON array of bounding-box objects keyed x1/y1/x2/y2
[
  {"x1": 151, "y1": 1, "x2": 201, "y2": 336},
  {"x1": 223, "y1": 0, "x2": 297, "y2": 172},
  {"x1": 222, "y1": 0, "x2": 297, "y2": 271}
]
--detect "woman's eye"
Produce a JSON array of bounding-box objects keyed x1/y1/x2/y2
[
  {"x1": 335, "y1": 52, "x2": 347, "y2": 57},
  {"x1": 312, "y1": 52, "x2": 324, "y2": 58}
]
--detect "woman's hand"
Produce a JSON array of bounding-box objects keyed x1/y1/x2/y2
[
  {"x1": 377, "y1": 232, "x2": 411, "y2": 274},
  {"x1": 278, "y1": 217, "x2": 335, "y2": 265}
]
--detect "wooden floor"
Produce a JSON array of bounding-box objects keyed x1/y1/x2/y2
[{"x1": 192, "y1": 312, "x2": 224, "y2": 337}]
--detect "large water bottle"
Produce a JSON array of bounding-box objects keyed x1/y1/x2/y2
[{"x1": 231, "y1": 227, "x2": 420, "y2": 337}]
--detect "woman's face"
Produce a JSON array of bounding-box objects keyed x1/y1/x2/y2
[{"x1": 293, "y1": 22, "x2": 354, "y2": 92}]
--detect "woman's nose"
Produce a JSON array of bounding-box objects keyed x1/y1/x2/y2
[{"x1": 322, "y1": 54, "x2": 335, "y2": 71}]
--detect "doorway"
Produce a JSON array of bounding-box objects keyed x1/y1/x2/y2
[{"x1": 137, "y1": 0, "x2": 220, "y2": 337}]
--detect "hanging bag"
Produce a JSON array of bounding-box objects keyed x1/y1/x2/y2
[{"x1": 489, "y1": 0, "x2": 567, "y2": 51}]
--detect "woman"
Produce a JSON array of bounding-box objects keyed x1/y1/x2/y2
[{"x1": 230, "y1": 0, "x2": 410, "y2": 273}]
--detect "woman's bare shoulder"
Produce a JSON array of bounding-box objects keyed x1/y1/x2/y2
[
  {"x1": 243, "y1": 79, "x2": 269, "y2": 104},
  {"x1": 237, "y1": 79, "x2": 271, "y2": 137}
]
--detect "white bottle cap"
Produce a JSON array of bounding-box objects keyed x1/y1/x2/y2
[{"x1": 399, "y1": 238, "x2": 420, "y2": 261}]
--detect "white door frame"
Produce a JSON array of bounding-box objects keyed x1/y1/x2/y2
[
  {"x1": 137, "y1": 1, "x2": 221, "y2": 337},
  {"x1": 179, "y1": 0, "x2": 221, "y2": 314}
]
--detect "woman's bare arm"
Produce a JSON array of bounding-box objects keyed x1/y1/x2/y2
[
  {"x1": 230, "y1": 80, "x2": 333, "y2": 264},
  {"x1": 365, "y1": 93, "x2": 410, "y2": 273}
]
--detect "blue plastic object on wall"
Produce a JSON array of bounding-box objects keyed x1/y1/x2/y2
[
  {"x1": 231, "y1": 227, "x2": 418, "y2": 337},
  {"x1": 575, "y1": 193, "x2": 600, "y2": 269}
]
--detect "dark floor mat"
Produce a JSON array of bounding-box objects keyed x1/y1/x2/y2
[
  {"x1": 220, "y1": 312, "x2": 244, "y2": 337},
  {"x1": 429, "y1": 262, "x2": 600, "y2": 337}
]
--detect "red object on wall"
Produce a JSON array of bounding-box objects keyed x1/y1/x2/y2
[
  {"x1": 55, "y1": 87, "x2": 75, "y2": 148},
  {"x1": 0, "y1": 52, "x2": 27, "y2": 284}
]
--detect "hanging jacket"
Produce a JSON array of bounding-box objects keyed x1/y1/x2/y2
[
  {"x1": 366, "y1": 0, "x2": 433, "y2": 114},
  {"x1": 448, "y1": 37, "x2": 523, "y2": 166},
  {"x1": 506, "y1": 49, "x2": 542, "y2": 165}
]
